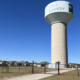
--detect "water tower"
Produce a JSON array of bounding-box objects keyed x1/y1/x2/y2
[{"x1": 45, "y1": 1, "x2": 74, "y2": 68}]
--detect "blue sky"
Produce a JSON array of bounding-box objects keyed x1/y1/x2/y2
[{"x1": 0, "y1": 0, "x2": 79, "y2": 63}]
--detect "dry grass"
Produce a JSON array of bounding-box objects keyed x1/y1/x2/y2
[
  {"x1": 39, "y1": 69, "x2": 80, "y2": 80},
  {"x1": 0, "y1": 66, "x2": 58, "y2": 79},
  {"x1": 34, "y1": 67, "x2": 58, "y2": 73},
  {"x1": 0, "y1": 66, "x2": 32, "y2": 78}
]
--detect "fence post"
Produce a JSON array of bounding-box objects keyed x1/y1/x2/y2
[
  {"x1": 77, "y1": 66, "x2": 79, "y2": 77},
  {"x1": 58, "y1": 61, "x2": 60, "y2": 75},
  {"x1": 32, "y1": 61, "x2": 34, "y2": 74}
]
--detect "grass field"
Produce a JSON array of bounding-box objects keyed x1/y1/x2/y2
[
  {"x1": 39, "y1": 69, "x2": 80, "y2": 80},
  {"x1": 0, "y1": 66, "x2": 58, "y2": 79}
]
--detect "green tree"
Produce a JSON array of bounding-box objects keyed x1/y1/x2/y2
[
  {"x1": 40, "y1": 61, "x2": 49, "y2": 66},
  {"x1": 26, "y1": 61, "x2": 29, "y2": 63}
]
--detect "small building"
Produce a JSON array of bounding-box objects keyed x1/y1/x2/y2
[
  {"x1": 6, "y1": 62, "x2": 11, "y2": 66},
  {"x1": 26, "y1": 63, "x2": 30, "y2": 66},
  {"x1": 14, "y1": 62, "x2": 17, "y2": 66},
  {"x1": 36, "y1": 63, "x2": 41, "y2": 67},
  {"x1": 23, "y1": 63, "x2": 26, "y2": 66},
  {"x1": 40, "y1": 61, "x2": 49, "y2": 67},
  {"x1": 20, "y1": 61, "x2": 26, "y2": 66},
  {"x1": 68, "y1": 63, "x2": 78, "y2": 68},
  {"x1": 30, "y1": 63, "x2": 32, "y2": 66},
  {"x1": 75, "y1": 64, "x2": 78, "y2": 68},
  {"x1": 34, "y1": 62, "x2": 37, "y2": 66},
  {"x1": 0, "y1": 60, "x2": 2, "y2": 66},
  {"x1": 0, "y1": 60, "x2": 2, "y2": 64}
]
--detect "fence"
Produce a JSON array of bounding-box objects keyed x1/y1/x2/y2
[
  {"x1": 0, "y1": 66, "x2": 32, "y2": 73},
  {"x1": 0, "y1": 61, "x2": 80, "y2": 76}
]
